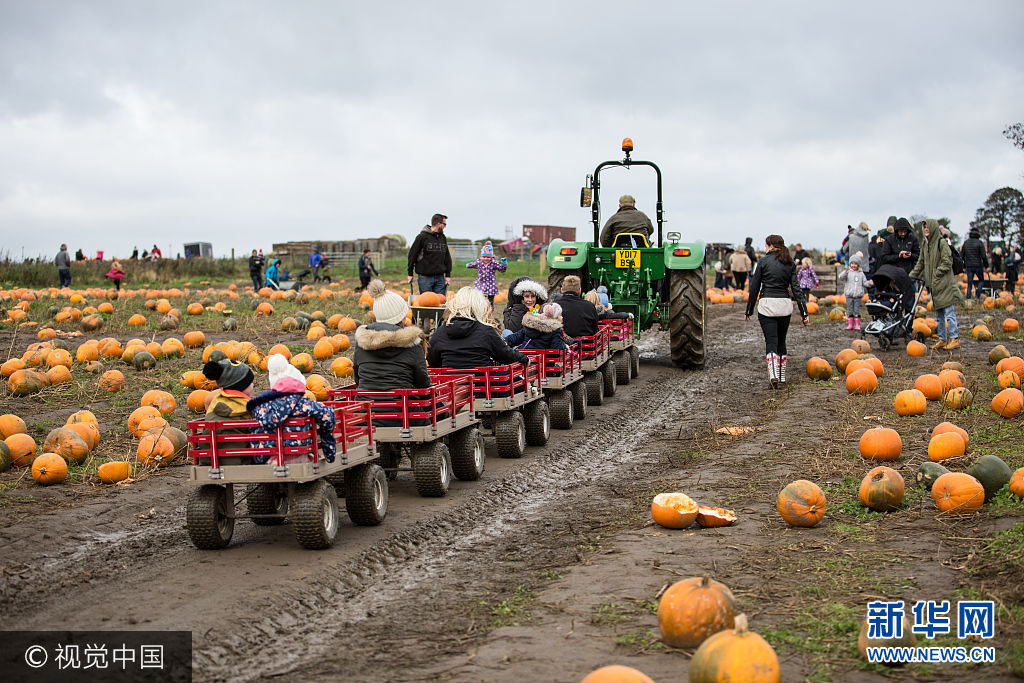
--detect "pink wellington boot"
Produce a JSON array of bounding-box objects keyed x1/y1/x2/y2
[
  {"x1": 854, "y1": 317, "x2": 861, "y2": 331},
  {"x1": 846, "y1": 317, "x2": 854, "y2": 330}
]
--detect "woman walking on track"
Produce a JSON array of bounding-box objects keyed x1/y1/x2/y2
[{"x1": 745, "y1": 234, "x2": 809, "y2": 388}]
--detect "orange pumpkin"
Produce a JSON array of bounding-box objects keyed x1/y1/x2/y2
[
  {"x1": 1, "y1": 358, "x2": 27, "y2": 378},
  {"x1": 330, "y1": 357, "x2": 354, "y2": 378},
  {"x1": 850, "y1": 339, "x2": 871, "y2": 354},
  {"x1": 998, "y1": 370, "x2": 1021, "y2": 389},
  {"x1": 268, "y1": 343, "x2": 291, "y2": 360},
  {"x1": 127, "y1": 313, "x2": 147, "y2": 326},
  {"x1": 580, "y1": 666, "x2": 654, "y2": 683},
  {"x1": 805, "y1": 357, "x2": 832, "y2": 381},
  {"x1": 291, "y1": 352, "x2": 314, "y2": 373},
  {"x1": 996, "y1": 356, "x2": 1024, "y2": 377},
  {"x1": 45, "y1": 365, "x2": 73, "y2": 385},
  {"x1": 127, "y1": 406, "x2": 162, "y2": 435},
  {"x1": 657, "y1": 575, "x2": 736, "y2": 648},
  {"x1": 8, "y1": 369, "x2": 44, "y2": 396},
  {"x1": 777, "y1": 480, "x2": 826, "y2": 527},
  {"x1": 844, "y1": 358, "x2": 872, "y2": 377},
  {"x1": 64, "y1": 421, "x2": 100, "y2": 450},
  {"x1": 863, "y1": 356, "x2": 884, "y2": 377},
  {"x1": 914, "y1": 374, "x2": 943, "y2": 400},
  {"x1": 859, "y1": 466, "x2": 905, "y2": 511},
  {"x1": 187, "y1": 389, "x2": 210, "y2": 413},
  {"x1": 43, "y1": 427, "x2": 90, "y2": 464},
  {"x1": 31, "y1": 452, "x2": 68, "y2": 485},
  {"x1": 932, "y1": 421, "x2": 969, "y2": 447},
  {"x1": 938, "y1": 369, "x2": 966, "y2": 395},
  {"x1": 651, "y1": 492, "x2": 699, "y2": 529},
  {"x1": 894, "y1": 389, "x2": 927, "y2": 416},
  {"x1": 256, "y1": 302, "x2": 274, "y2": 316},
  {"x1": 858, "y1": 427, "x2": 902, "y2": 461},
  {"x1": 97, "y1": 461, "x2": 132, "y2": 483},
  {"x1": 313, "y1": 338, "x2": 335, "y2": 361},
  {"x1": 186, "y1": 302, "x2": 204, "y2": 315},
  {"x1": 137, "y1": 433, "x2": 176, "y2": 467},
  {"x1": 1009, "y1": 468, "x2": 1024, "y2": 498},
  {"x1": 688, "y1": 614, "x2": 780, "y2": 683},
  {"x1": 696, "y1": 506, "x2": 738, "y2": 527},
  {"x1": 331, "y1": 334, "x2": 351, "y2": 353},
  {"x1": 943, "y1": 387, "x2": 973, "y2": 411},
  {"x1": 4, "y1": 433, "x2": 37, "y2": 466},
  {"x1": 928, "y1": 432, "x2": 966, "y2": 461},
  {"x1": 931, "y1": 472, "x2": 984, "y2": 514},
  {"x1": 338, "y1": 317, "x2": 358, "y2": 333},
  {"x1": 98, "y1": 369, "x2": 124, "y2": 392},
  {"x1": 846, "y1": 367, "x2": 878, "y2": 395},
  {"x1": 305, "y1": 374, "x2": 331, "y2": 401},
  {"x1": 75, "y1": 343, "x2": 99, "y2": 363},
  {"x1": 990, "y1": 388, "x2": 1024, "y2": 418},
  {"x1": 141, "y1": 389, "x2": 176, "y2": 415},
  {"x1": 990, "y1": 345, "x2": 1010, "y2": 365},
  {"x1": 1004, "y1": 318, "x2": 1020, "y2": 332},
  {"x1": 0, "y1": 413, "x2": 28, "y2": 439},
  {"x1": 906, "y1": 340, "x2": 927, "y2": 357},
  {"x1": 45, "y1": 349, "x2": 73, "y2": 369}
]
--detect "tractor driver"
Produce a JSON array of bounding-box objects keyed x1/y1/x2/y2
[{"x1": 599, "y1": 194, "x2": 655, "y2": 248}]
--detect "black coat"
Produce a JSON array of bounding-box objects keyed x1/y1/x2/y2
[
  {"x1": 407, "y1": 228, "x2": 452, "y2": 277},
  {"x1": 427, "y1": 317, "x2": 529, "y2": 369},
  {"x1": 248, "y1": 255, "x2": 264, "y2": 276},
  {"x1": 505, "y1": 313, "x2": 572, "y2": 350},
  {"x1": 353, "y1": 323, "x2": 431, "y2": 391},
  {"x1": 744, "y1": 253, "x2": 808, "y2": 318},
  {"x1": 961, "y1": 237, "x2": 988, "y2": 270},
  {"x1": 559, "y1": 292, "x2": 599, "y2": 338},
  {"x1": 879, "y1": 230, "x2": 920, "y2": 274}
]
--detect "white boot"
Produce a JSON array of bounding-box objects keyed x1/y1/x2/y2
[
  {"x1": 766, "y1": 353, "x2": 779, "y2": 388},
  {"x1": 779, "y1": 355, "x2": 788, "y2": 385}
]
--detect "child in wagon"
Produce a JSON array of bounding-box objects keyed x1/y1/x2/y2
[
  {"x1": 504, "y1": 303, "x2": 575, "y2": 351},
  {"x1": 245, "y1": 354, "x2": 337, "y2": 464},
  {"x1": 466, "y1": 241, "x2": 507, "y2": 304}
]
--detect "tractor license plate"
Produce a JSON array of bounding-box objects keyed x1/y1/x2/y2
[{"x1": 615, "y1": 250, "x2": 640, "y2": 268}]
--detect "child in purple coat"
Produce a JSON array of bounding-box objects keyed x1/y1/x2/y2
[
  {"x1": 466, "y1": 242, "x2": 507, "y2": 304},
  {"x1": 797, "y1": 258, "x2": 819, "y2": 300}
]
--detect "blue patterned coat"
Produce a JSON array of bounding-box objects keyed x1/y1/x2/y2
[{"x1": 246, "y1": 391, "x2": 337, "y2": 464}]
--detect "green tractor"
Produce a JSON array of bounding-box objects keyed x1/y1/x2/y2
[{"x1": 546, "y1": 138, "x2": 706, "y2": 369}]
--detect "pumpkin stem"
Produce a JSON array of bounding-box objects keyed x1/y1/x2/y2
[
  {"x1": 700, "y1": 575, "x2": 710, "y2": 588},
  {"x1": 734, "y1": 613, "x2": 749, "y2": 635}
]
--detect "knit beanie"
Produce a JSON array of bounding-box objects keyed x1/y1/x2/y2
[
  {"x1": 541, "y1": 303, "x2": 562, "y2": 319},
  {"x1": 203, "y1": 359, "x2": 254, "y2": 392},
  {"x1": 267, "y1": 353, "x2": 307, "y2": 393},
  {"x1": 480, "y1": 241, "x2": 494, "y2": 258},
  {"x1": 367, "y1": 279, "x2": 409, "y2": 325}
]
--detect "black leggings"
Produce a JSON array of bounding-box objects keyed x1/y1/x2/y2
[
  {"x1": 758, "y1": 314, "x2": 790, "y2": 355},
  {"x1": 734, "y1": 271, "x2": 748, "y2": 290}
]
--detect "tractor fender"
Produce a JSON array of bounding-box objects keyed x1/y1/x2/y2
[
  {"x1": 664, "y1": 240, "x2": 706, "y2": 270},
  {"x1": 547, "y1": 239, "x2": 590, "y2": 269}
]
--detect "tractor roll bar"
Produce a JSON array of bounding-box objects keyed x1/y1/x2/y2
[{"x1": 590, "y1": 153, "x2": 663, "y2": 247}]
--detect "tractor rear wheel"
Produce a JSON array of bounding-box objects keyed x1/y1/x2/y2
[
  {"x1": 547, "y1": 268, "x2": 587, "y2": 297},
  {"x1": 668, "y1": 266, "x2": 706, "y2": 369}
]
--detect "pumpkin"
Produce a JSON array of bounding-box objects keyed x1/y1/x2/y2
[
  {"x1": 83, "y1": 360, "x2": 103, "y2": 374},
  {"x1": 4, "y1": 433, "x2": 37, "y2": 466},
  {"x1": 137, "y1": 433, "x2": 176, "y2": 467},
  {"x1": 851, "y1": 339, "x2": 871, "y2": 354},
  {"x1": 657, "y1": 575, "x2": 736, "y2": 648},
  {"x1": 858, "y1": 427, "x2": 902, "y2": 461},
  {"x1": 0, "y1": 413, "x2": 28, "y2": 439},
  {"x1": 31, "y1": 452, "x2": 68, "y2": 485},
  {"x1": 857, "y1": 615, "x2": 916, "y2": 660},
  {"x1": 8, "y1": 369, "x2": 44, "y2": 396},
  {"x1": 81, "y1": 314, "x2": 104, "y2": 331},
  {"x1": 938, "y1": 369, "x2": 966, "y2": 394},
  {"x1": 98, "y1": 369, "x2": 124, "y2": 392},
  {"x1": 696, "y1": 506, "x2": 737, "y2": 528},
  {"x1": 74, "y1": 343, "x2": 99, "y2": 363},
  {"x1": 651, "y1": 492, "x2": 699, "y2": 529},
  {"x1": 580, "y1": 666, "x2": 654, "y2": 683},
  {"x1": 906, "y1": 340, "x2": 927, "y2": 357},
  {"x1": 256, "y1": 302, "x2": 274, "y2": 316},
  {"x1": 331, "y1": 334, "x2": 351, "y2": 353},
  {"x1": 894, "y1": 389, "x2": 927, "y2": 416},
  {"x1": 777, "y1": 480, "x2": 826, "y2": 527},
  {"x1": 186, "y1": 302, "x2": 204, "y2": 315},
  {"x1": 828, "y1": 307, "x2": 846, "y2": 321},
  {"x1": 127, "y1": 406, "x2": 163, "y2": 435},
  {"x1": 97, "y1": 461, "x2": 132, "y2": 483},
  {"x1": 805, "y1": 357, "x2": 833, "y2": 381},
  {"x1": 835, "y1": 349, "x2": 858, "y2": 373},
  {"x1": 965, "y1": 455, "x2": 1012, "y2": 501},
  {"x1": 338, "y1": 317, "x2": 358, "y2": 333},
  {"x1": 66, "y1": 407, "x2": 98, "y2": 429},
  {"x1": 330, "y1": 357, "x2": 354, "y2": 378},
  {"x1": 1010, "y1": 468, "x2": 1024, "y2": 498},
  {"x1": 144, "y1": 425, "x2": 187, "y2": 456},
  {"x1": 846, "y1": 367, "x2": 878, "y2": 395},
  {"x1": 127, "y1": 313, "x2": 147, "y2": 326},
  {"x1": 990, "y1": 388, "x2": 1024, "y2": 418},
  {"x1": 931, "y1": 472, "x2": 984, "y2": 514},
  {"x1": 689, "y1": 614, "x2": 780, "y2": 683},
  {"x1": 313, "y1": 338, "x2": 335, "y2": 361},
  {"x1": 844, "y1": 358, "x2": 872, "y2": 377},
  {"x1": 916, "y1": 461, "x2": 950, "y2": 491},
  {"x1": 913, "y1": 374, "x2": 942, "y2": 400},
  {"x1": 291, "y1": 352, "x2": 314, "y2": 373},
  {"x1": 131, "y1": 350, "x2": 157, "y2": 371},
  {"x1": 0, "y1": 442, "x2": 10, "y2": 473},
  {"x1": 45, "y1": 365, "x2": 73, "y2": 385},
  {"x1": 223, "y1": 317, "x2": 238, "y2": 331},
  {"x1": 1, "y1": 358, "x2": 27, "y2": 378},
  {"x1": 997, "y1": 370, "x2": 1021, "y2": 389},
  {"x1": 928, "y1": 432, "x2": 966, "y2": 461},
  {"x1": 65, "y1": 421, "x2": 100, "y2": 450},
  {"x1": 943, "y1": 387, "x2": 973, "y2": 411},
  {"x1": 989, "y1": 345, "x2": 1010, "y2": 365},
  {"x1": 859, "y1": 466, "x2": 905, "y2": 511},
  {"x1": 45, "y1": 348, "x2": 72, "y2": 368},
  {"x1": 43, "y1": 427, "x2": 90, "y2": 464},
  {"x1": 1004, "y1": 318, "x2": 1020, "y2": 332},
  {"x1": 932, "y1": 421, "x2": 968, "y2": 447},
  {"x1": 141, "y1": 389, "x2": 176, "y2": 415},
  {"x1": 996, "y1": 356, "x2": 1024, "y2": 376},
  {"x1": 187, "y1": 389, "x2": 210, "y2": 413},
  {"x1": 268, "y1": 343, "x2": 291, "y2": 360},
  {"x1": 305, "y1": 374, "x2": 332, "y2": 401}
]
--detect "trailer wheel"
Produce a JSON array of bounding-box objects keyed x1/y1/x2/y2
[
  {"x1": 187, "y1": 485, "x2": 234, "y2": 549},
  {"x1": 324, "y1": 471, "x2": 346, "y2": 497},
  {"x1": 523, "y1": 400, "x2": 550, "y2": 447},
  {"x1": 570, "y1": 381, "x2": 588, "y2": 421},
  {"x1": 629, "y1": 346, "x2": 640, "y2": 378},
  {"x1": 413, "y1": 441, "x2": 452, "y2": 497},
  {"x1": 450, "y1": 427, "x2": 486, "y2": 481},
  {"x1": 614, "y1": 351, "x2": 630, "y2": 385},
  {"x1": 602, "y1": 361, "x2": 617, "y2": 397},
  {"x1": 495, "y1": 411, "x2": 527, "y2": 459},
  {"x1": 549, "y1": 390, "x2": 574, "y2": 429},
  {"x1": 585, "y1": 371, "x2": 605, "y2": 406},
  {"x1": 246, "y1": 483, "x2": 288, "y2": 526},
  {"x1": 376, "y1": 442, "x2": 401, "y2": 481},
  {"x1": 292, "y1": 479, "x2": 339, "y2": 549},
  {"x1": 345, "y1": 463, "x2": 388, "y2": 526}
]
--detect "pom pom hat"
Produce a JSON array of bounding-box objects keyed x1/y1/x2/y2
[
  {"x1": 202, "y1": 359, "x2": 254, "y2": 392},
  {"x1": 480, "y1": 241, "x2": 494, "y2": 258},
  {"x1": 367, "y1": 279, "x2": 409, "y2": 325},
  {"x1": 267, "y1": 353, "x2": 307, "y2": 393}
]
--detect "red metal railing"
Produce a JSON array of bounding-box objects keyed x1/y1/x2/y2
[
  {"x1": 327, "y1": 376, "x2": 473, "y2": 430},
  {"x1": 576, "y1": 327, "x2": 610, "y2": 362},
  {"x1": 428, "y1": 362, "x2": 538, "y2": 402},
  {"x1": 187, "y1": 401, "x2": 373, "y2": 473},
  {"x1": 598, "y1": 318, "x2": 634, "y2": 345},
  {"x1": 521, "y1": 347, "x2": 582, "y2": 382}
]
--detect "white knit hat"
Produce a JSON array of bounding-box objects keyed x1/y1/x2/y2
[
  {"x1": 267, "y1": 353, "x2": 306, "y2": 392},
  {"x1": 368, "y1": 280, "x2": 409, "y2": 325}
]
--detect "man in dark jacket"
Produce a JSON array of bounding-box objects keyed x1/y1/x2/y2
[
  {"x1": 557, "y1": 275, "x2": 599, "y2": 338},
  {"x1": 55, "y1": 244, "x2": 71, "y2": 287},
  {"x1": 358, "y1": 249, "x2": 378, "y2": 291},
  {"x1": 407, "y1": 214, "x2": 453, "y2": 295},
  {"x1": 792, "y1": 243, "x2": 809, "y2": 263},
  {"x1": 599, "y1": 195, "x2": 654, "y2": 247},
  {"x1": 879, "y1": 218, "x2": 919, "y2": 274},
  {"x1": 248, "y1": 250, "x2": 265, "y2": 291},
  {"x1": 961, "y1": 228, "x2": 988, "y2": 299},
  {"x1": 743, "y1": 237, "x2": 758, "y2": 265}
]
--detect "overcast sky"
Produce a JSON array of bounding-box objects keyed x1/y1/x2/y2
[{"x1": 1, "y1": 1, "x2": 1022, "y2": 261}]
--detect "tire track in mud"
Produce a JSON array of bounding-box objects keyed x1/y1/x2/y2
[{"x1": 195, "y1": 327, "x2": 746, "y2": 682}]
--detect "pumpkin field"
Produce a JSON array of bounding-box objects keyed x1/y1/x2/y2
[{"x1": 1, "y1": 274, "x2": 1023, "y2": 682}]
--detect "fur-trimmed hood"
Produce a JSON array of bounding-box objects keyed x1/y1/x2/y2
[
  {"x1": 522, "y1": 312, "x2": 562, "y2": 333},
  {"x1": 354, "y1": 323, "x2": 424, "y2": 351},
  {"x1": 513, "y1": 279, "x2": 548, "y2": 301}
]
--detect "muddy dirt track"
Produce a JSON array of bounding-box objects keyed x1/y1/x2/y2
[{"x1": 2, "y1": 304, "x2": 1022, "y2": 682}]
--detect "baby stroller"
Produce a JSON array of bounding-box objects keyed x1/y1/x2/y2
[{"x1": 861, "y1": 264, "x2": 924, "y2": 350}]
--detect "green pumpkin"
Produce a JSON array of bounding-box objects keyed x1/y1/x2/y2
[
  {"x1": 309, "y1": 311, "x2": 326, "y2": 323},
  {"x1": 222, "y1": 317, "x2": 238, "y2": 331},
  {"x1": 916, "y1": 462, "x2": 950, "y2": 491},
  {"x1": 966, "y1": 455, "x2": 1012, "y2": 502},
  {"x1": 0, "y1": 441, "x2": 11, "y2": 473},
  {"x1": 159, "y1": 314, "x2": 178, "y2": 330},
  {"x1": 281, "y1": 317, "x2": 298, "y2": 332},
  {"x1": 133, "y1": 351, "x2": 157, "y2": 371}
]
